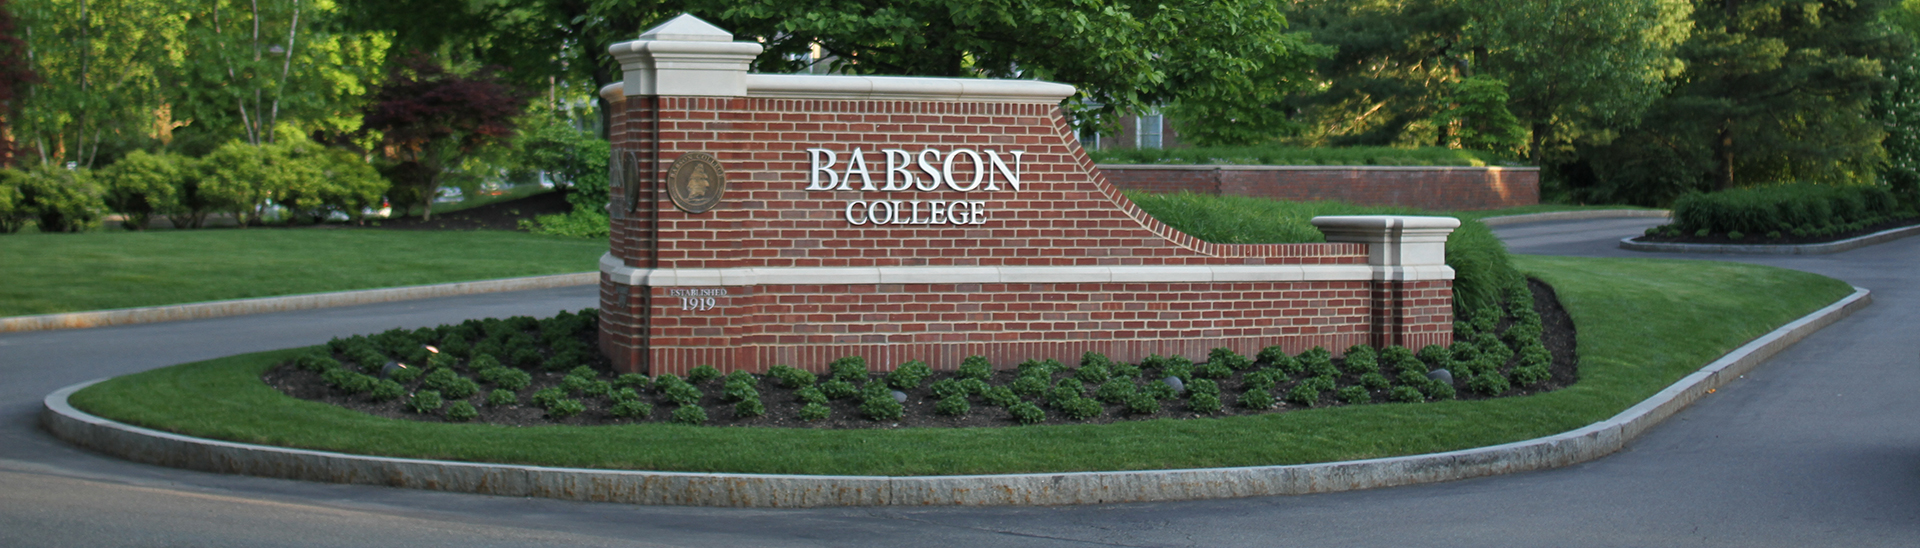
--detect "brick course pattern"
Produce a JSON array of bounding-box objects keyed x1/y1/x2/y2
[
  {"x1": 1099, "y1": 165, "x2": 1539, "y2": 211},
  {"x1": 600, "y1": 94, "x2": 1453, "y2": 375}
]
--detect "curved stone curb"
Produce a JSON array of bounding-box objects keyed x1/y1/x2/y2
[
  {"x1": 0, "y1": 272, "x2": 597, "y2": 333},
  {"x1": 1620, "y1": 224, "x2": 1920, "y2": 255},
  {"x1": 1476, "y1": 209, "x2": 1669, "y2": 227},
  {"x1": 41, "y1": 287, "x2": 1869, "y2": 507}
]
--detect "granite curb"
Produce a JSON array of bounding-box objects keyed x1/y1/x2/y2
[
  {"x1": 1476, "y1": 209, "x2": 1669, "y2": 226},
  {"x1": 40, "y1": 288, "x2": 1871, "y2": 507},
  {"x1": 0, "y1": 273, "x2": 598, "y2": 333},
  {"x1": 1619, "y1": 224, "x2": 1920, "y2": 255}
]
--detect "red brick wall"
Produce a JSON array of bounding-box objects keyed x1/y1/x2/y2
[
  {"x1": 1100, "y1": 166, "x2": 1540, "y2": 211},
  {"x1": 600, "y1": 94, "x2": 1453, "y2": 375}
]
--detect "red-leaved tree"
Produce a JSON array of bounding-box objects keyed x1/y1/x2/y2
[
  {"x1": 361, "y1": 54, "x2": 531, "y2": 220},
  {"x1": 0, "y1": 0, "x2": 39, "y2": 167}
]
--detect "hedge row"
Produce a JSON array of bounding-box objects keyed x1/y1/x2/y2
[
  {"x1": 1669, "y1": 183, "x2": 1914, "y2": 237},
  {"x1": 0, "y1": 140, "x2": 386, "y2": 233},
  {"x1": 1088, "y1": 145, "x2": 1505, "y2": 167}
]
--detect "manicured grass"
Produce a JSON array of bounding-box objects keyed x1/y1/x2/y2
[
  {"x1": 0, "y1": 230, "x2": 605, "y2": 316},
  {"x1": 69, "y1": 256, "x2": 1854, "y2": 475}
]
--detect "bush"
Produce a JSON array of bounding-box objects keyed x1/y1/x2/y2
[
  {"x1": 1390, "y1": 385, "x2": 1425, "y2": 403},
  {"x1": 1238, "y1": 387, "x2": 1275, "y2": 409},
  {"x1": 957, "y1": 378, "x2": 990, "y2": 396},
  {"x1": 1242, "y1": 369, "x2": 1279, "y2": 392},
  {"x1": 671, "y1": 404, "x2": 708, "y2": 425},
  {"x1": 1187, "y1": 378, "x2": 1220, "y2": 398},
  {"x1": 829, "y1": 356, "x2": 869, "y2": 382},
  {"x1": 491, "y1": 368, "x2": 531, "y2": 391},
  {"x1": 1144, "y1": 379, "x2": 1179, "y2": 400},
  {"x1": 1426, "y1": 381, "x2": 1457, "y2": 400},
  {"x1": 1208, "y1": 347, "x2": 1254, "y2": 370},
  {"x1": 734, "y1": 397, "x2": 766, "y2": 418},
  {"x1": 819, "y1": 379, "x2": 859, "y2": 400},
  {"x1": 530, "y1": 387, "x2": 567, "y2": 409},
  {"x1": 369, "y1": 379, "x2": 405, "y2": 401},
  {"x1": 1059, "y1": 397, "x2": 1103, "y2": 420},
  {"x1": 445, "y1": 401, "x2": 478, "y2": 422},
  {"x1": 1341, "y1": 351, "x2": 1379, "y2": 376},
  {"x1": 9, "y1": 165, "x2": 104, "y2": 232},
  {"x1": 407, "y1": 390, "x2": 444, "y2": 413},
  {"x1": 767, "y1": 365, "x2": 816, "y2": 388},
  {"x1": 614, "y1": 373, "x2": 653, "y2": 390},
  {"x1": 1338, "y1": 386, "x2": 1370, "y2": 405},
  {"x1": 957, "y1": 356, "x2": 993, "y2": 380},
  {"x1": 1124, "y1": 392, "x2": 1161, "y2": 415},
  {"x1": 1359, "y1": 372, "x2": 1391, "y2": 390},
  {"x1": 1187, "y1": 392, "x2": 1223, "y2": 414},
  {"x1": 798, "y1": 402, "x2": 831, "y2": 421},
  {"x1": 982, "y1": 386, "x2": 1021, "y2": 408},
  {"x1": 1194, "y1": 361, "x2": 1233, "y2": 379},
  {"x1": 1468, "y1": 372, "x2": 1511, "y2": 396},
  {"x1": 1095, "y1": 378, "x2": 1136, "y2": 403},
  {"x1": 486, "y1": 389, "x2": 517, "y2": 406},
  {"x1": 687, "y1": 365, "x2": 722, "y2": 384},
  {"x1": 928, "y1": 378, "x2": 966, "y2": 400},
  {"x1": 388, "y1": 364, "x2": 423, "y2": 384},
  {"x1": 887, "y1": 360, "x2": 933, "y2": 390},
  {"x1": 1009, "y1": 375, "x2": 1049, "y2": 398},
  {"x1": 1284, "y1": 384, "x2": 1320, "y2": 407},
  {"x1": 662, "y1": 381, "x2": 703, "y2": 405},
  {"x1": 1510, "y1": 365, "x2": 1551, "y2": 387},
  {"x1": 1671, "y1": 183, "x2": 1907, "y2": 236},
  {"x1": 1091, "y1": 144, "x2": 1499, "y2": 167},
  {"x1": 96, "y1": 150, "x2": 187, "y2": 230},
  {"x1": 1075, "y1": 363, "x2": 1112, "y2": 385},
  {"x1": 610, "y1": 400, "x2": 653, "y2": 419},
  {"x1": 1008, "y1": 401, "x2": 1046, "y2": 424},
  {"x1": 1047, "y1": 379, "x2": 1086, "y2": 408},
  {"x1": 859, "y1": 385, "x2": 905, "y2": 420},
  {"x1": 1159, "y1": 355, "x2": 1195, "y2": 381},
  {"x1": 935, "y1": 394, "x2": 971, "y2": 416},
  {"x1": 1017, "y1": 358, "x2": 1065, "y2": 377}
]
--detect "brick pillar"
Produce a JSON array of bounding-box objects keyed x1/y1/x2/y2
[{"x1": 1310, "y1": 216, "x2": 1460, "y2": 350}]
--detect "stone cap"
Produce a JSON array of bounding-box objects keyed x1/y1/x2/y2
[{"x1": 1312, "y1": 215, "x2": 1460, "y2": 275}]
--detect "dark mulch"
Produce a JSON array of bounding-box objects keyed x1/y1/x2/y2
[
  {"x1": 264, "y1": 278, "x2": 1579, "y2": 429},
  {"x1": 360, "y1": 191, "x2": 574, "y2": 232},
  {"x1": 1630, "y1": 217, "x2": 1919, "y2": 246}
]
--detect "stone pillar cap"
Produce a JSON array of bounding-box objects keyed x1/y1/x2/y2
[
  {"x1": 1309, "y1": 215, "x2": 1462, "y2": 231},
  {"x1": 607, "y1": 14, "x2": 764, "y2": 97},
  {"x1": 636, "y1": 13, "x2": 733, "y2": 42}
]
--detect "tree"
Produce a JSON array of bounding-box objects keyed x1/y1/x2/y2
[
  {"x1": 1280, "y1": 0, "x2": 1475, "y2": 148},
  {"x1": 0, "y1": 0, "x2": 38, "y2": 167},
  {"x1": 360, "y1": 54, "x2": 532, "y2": 220}
]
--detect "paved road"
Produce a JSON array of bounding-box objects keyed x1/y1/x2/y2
[{"x1": 2, "y1": 219, "x2": 1915, "y2": 547}]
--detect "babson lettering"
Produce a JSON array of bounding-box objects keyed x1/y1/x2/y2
[{"x1": 806, "y1": 147, "x2": 1023, "y2": 226}]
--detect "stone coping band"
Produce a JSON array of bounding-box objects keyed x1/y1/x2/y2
[
  {"x1": 1096, "y1": 164, "x2": 1541, "y2": 172},
  {"x1": 41, "y1": 287, "x2": 1870, "y2": 507},
  {"x1": 1619, "y1": 223, "x2": 1920, "y2": 255},
  {"x1": 1476, "y1": 209, "x2": 1670, "y2": 227},
  {"x1": 596, "y1": 75, "x2": 1077, "y2": 104},
  {"x1": 0, "y1": 272, "x2": 597, "y2": 333},
  {"x1": 596, "y1": 254, "x2": 1456, "y2": 287}
]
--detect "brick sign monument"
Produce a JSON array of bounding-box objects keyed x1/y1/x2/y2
[{"x1": 597, "y1": 15, "x2": 1460, "y2": 376}]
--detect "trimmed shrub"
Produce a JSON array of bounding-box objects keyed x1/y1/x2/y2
[
  {"x1": 734, "y1": 397, "x2": 766, "y2": 418},
  {"x1": 671, "y1": 404, "x2": 708, "y2": 425},
  {"x1": 1194, "y1": 361, "x2": 1233, "y2": 379},
  {"x1": 798, "y1": 402, "x2": 831, "y2": 421},
  {"x1": 407, "y1": 390, "x2": 444, "y2": 413},
  {"x1": 1017, "y1": 358, "x2": 1066, "y2": 377},
  {"x1": 935, "y1": 394, "x2": 971, "y2": 416},
  {"x1": 1144, "y1": 379, "x2": 1179, "y2": 400},
  {"x1": 369, "y1": 379, "x2": 405, "y2": 401},
  {"x1": 957, "y1": 356, "x2": 993, "y2": 380},
  {"x1": 1238, "y1": 387, "x2": 1275, "y2": 409},
  {"x1": 1187, "y1": 378, "x2": 1220, "y2": 398},
  {"x1": 388, "y1": 364, "x2": 423, "y2": 384},
  {"x1": 529, "y1": 387, "x2": 566, "y2": 409},
  {"x1": 887, "y1": 360, "x2": 933, "y2": 390},
  {"x1": 1123, "y1": 392, "x2": 1161, "y2": 415},
  {"x1": 722, "y1": 378, "x2": 759, "y2": 402},
  {"x1": 486, "y1": 389, "x2": 517, "y2": 406},
  {"x1": 1390, "y1": 385, "x2": 1425, "y2": 403},
  {"x1": 829, "y1": 356, "x2": 869, "y2": 382},
  {"x1": 614, "y1": 373, "x2": 653, "y2": 390},
  {"x1": 1047, "y1": 379, "x2": 1086, "y2": 408},
  {"x1": 1208, "y1": 347, "x2": 1254, "y2": 370},
  {"x1": 610, "y1": 400, "x2": 653, "y2": 419},
  {"x1": 929, "y1": 378, "x2": 966, "y2": 400},
  {"x1": 957, "y1": 378, "x2": 990, "y2": 396},
  {"x1": 662, "y1": 381, "x2": 702, "y2": 405},
  {"x1": 492, "y1": 369, "x2": 531, "y2": 391},
  {"x1": 1338, "y1": 386, "x2": 1370, "y2": 405},
  {"x1": 1359, "y1": 372, "x2": 1391, "y2": 391},
  {"x1": 819, "y1": 379, "x2": 859, "y2": 400},
  {"x1": 1188, "y1": 392, "x2": 1223, "y2": 414},
  {"x1": 859, "y1": 384, "x2": 905, "y2": 420},
  {"x1": 1009, "y1": 401, "x2": 1046, "y2": 424},
  {"x1": 1510, "y1": 365, "x2": 1551, "y2": 387},
  {"x1": 1059, "y1": 397, "x2": 1103, "y2": 420},
  {"x1": 767, "y1": 365, "x2": 816, "y2": 389},
  {"x1": 1009, "y1": 375, "x2": 1049, "y2": 398},
  {"x1": 445, "y1": 401, "x2": 478, "y2": 422},
  {"x1": 1284, "y1": 384, "x2": 1320, "y2": 407},
  {"x1": 1468, "y1": 372, "x2": 1511, "y2": 396},
  {"x1": 795, "y1": 386, "x2": 830, "y2": 405},
  {"x1": 982, "y1": 386, "x2": 1020, "y2": 408},
  {"x1": 1671, "y1": 183, "x2": 1906, "y2": 236},
  {"x1": 1095, "y1": 378, "x2": 1136, "y2": 403},
  {"x1": 1426, "y1": 381, "x2": 1457, "y2": 400},
  {"x1": 1075, "y1": 363, "x2": 1112, "y2": 385},
  {"x1": 1341, "y1": 351, "x2": 1379, "y2": 376},
  {"x1": 1243, "y1": 368, "x2": 1279, "y2": 392},
  {"x1": 1160, "y1": 355, "x2": 1195, "y2": 381},
  {"x1": 687, "y1": 365, "x2": 722, "y2": 384}
]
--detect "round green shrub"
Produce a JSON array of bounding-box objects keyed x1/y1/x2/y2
[
  {"x1": 445, "y1": 401, "x2": 478, "y2": 422},
  {"x1": 1238, "y1": 388, "x2": 1274, "y2": 409},
  {"x1": 609, "y1": 387, "x2": 641, "y2": 403},
  {"x1": 1059, "y1": 397, "x2": 1102, "y2": 420},
  {"x1": 567, "y1": 365, "x2": 599, "y2": 379},
  {"x1": 982, "y1": 386, "x2": 1020, "y2": 408},
  {"x1": 1009, "y1": 375, "x2": 1049, "y2": 398},
  {"x1": 1390, "y1": 385, "x2": 1425, "y2": 403},
  {"x1": 662, "y1": 382, "x2": 702, "y2": 405},
  {"x1": 1144, "y1": 380, "x2": 1179, "y2": 400},
  {"x1": 510, "y1": 347, "x2": 543, "y2": 369},
  {"x1": 1123, "y1": 392, "x2": 1161, "y2": 415},
  {"x1": 1468, "y1": 372, "x2": 1511, "y2": 396},
  {"x1": 929, "y1": 378, "x2": 966, "y2": 400},
  {"x1": 1047, "y1": 379, "x2": 1085, "y2": 408},
  {"x1": 1094, "y1": 378, "x2": 1135, "y2": 403},
  {"x1": 829, "y1": 356, "x2": 869, "y2": 382},
  {"x1": 369, "y1": 379, "x2": 405, "y2": 402},
  {"x1": 798, "y1": 402, "x2": 831, "y2": 421},
  {"x1": 1187, "y1": 392, "x2": 1223, "y2": 414},
  {"x1": 610, "y1": 400, "x2": 653, "y2": 419},
  {"x1": 957, "y1": 378, "x2": 990, "y2": 396},
  {"x1": 957, "y1": 356, "x2": 993, "y2": 380},
  {"x1": 887, "y1": 360, "x2": 933, "y2": 390},
  {"x1": 795, "y1": 385, "x2": 830, "y2": 405},
  {"x1": 1188, "y1": 378, "x2": 1220, "y2": 398},
  {"x1": 1359, "y1": 372, "x2": 1390, "y2": 391},
  {"x1": 486, "y1": 389, "x2": 517, "y2": 407},
  {"x1": 469, "y1": 353, "x2": 502, "y2": 371},
  {"x1": 1426, "y1": 381, "x2": 1457, "y2": 400},
  {"x1": 492, "y1": 369, "x2": 531, "y2": 391},
  {"x1": 1284, "y1": 384, "x2": 1320, "y2": 407},
  {"x1": 935, "y1": 394, "x2": 970, "y2": 416},
  {"x1": 388, "y1": 364, "x2": 423, "y2": 384},
  {"x1": 1242, "y1": 369, "x2": 1278, "y2": 392},
  {"x1": 615, "y1": 372, "x2": 654, "y2": 390},
  {"x1": 1008, "y1": 401, "x2": 1046, "y2": 424},
  {"x1": 767, "y1": 365, "x2": 816, "y2": 388},
  {"x1": 734, "y1": 397, "x2": 766, "y2": 418},
  {"x1": 1075, "y1": 363, "x2": 1112, "y2": 385},
  {"x1": 1208, "y1": 347, "x2": 1254, "y2": 370},
  {"x1": 671, "y1": 404, "x2": 708, "y2": 425},
  {"x1": 407, "y1": 390, "x2": 444, "y2": 413},
  {"x1": 860, "y1": 389, "x2": 905, "y2": 421},
  {"x1": 819, "y1": 379, "x2": 858, "y2": 400},
  {"x1": 687, "y1": 365, "x2": 722, "y2": 384},
  {"x1": 1194, "y1": 361, "x2": 1233, "y2": 379},
  {"x1": 1509, "y1": 364, "x2": 1550, "y2": 387},
  {"x1": 1338, "y1": 386, "x2": 1370, "y2": 405},
  {"x1": 722, "y1": 378, "x2": 759, "y2": 402}
]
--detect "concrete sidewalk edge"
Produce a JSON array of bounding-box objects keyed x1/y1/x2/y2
[
  {"x1": 1, "y1": 272, "x2": 598, "y2": 333},
  {"x1": 1619, "y1": 224, "x2": 1920, "y2": 255},
  {"x1": 39, "y1": 289, "x2": 1870, "y2": 508}
]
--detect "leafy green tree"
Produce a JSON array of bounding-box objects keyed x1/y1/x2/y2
[
  {"x1": 0, "y1": 0, "x2": 38, "y2": 167},
  {"x1": 1280, "y1": 0, "x2": 1473, "y2": 147},
  {"x1": 1876, "y1": 0, "x2": 1920, "y2": 205},
  {"x1": 95, "y1": 149, "x2": 185, "y2": 229},
  {"x1": 513, "y1": 113, "x2": 610, "y2": 212},
  {"x1": 1428, "y1": 76, "x2": 1526, "y2": 154},
  {"x1": 14, "y1": 0, "x2": 179, "y2": 167}
]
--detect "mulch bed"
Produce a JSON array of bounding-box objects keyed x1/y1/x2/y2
[
  {"x1": 1630, "y1": 217, "x2": 1920, "y2": 246},
  {"x1": 263, "y1": 278, "x2": 1578, "y2": 429}
]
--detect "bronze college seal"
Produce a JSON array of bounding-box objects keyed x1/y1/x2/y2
[{"x1": 665, "y1": 152, "x2": 726, "y2": 214}]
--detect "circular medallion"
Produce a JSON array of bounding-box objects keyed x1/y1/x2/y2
[{"x1": 665, "y1": 152, "x2": 727, "y2": 214}]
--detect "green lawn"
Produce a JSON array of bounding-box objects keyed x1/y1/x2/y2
[
  {"x1": 69, "y1": 255, "x2": 1854, "y2": 475},
  {"x1": 0, "y1": 230, "x2": 605, "y2": 316}
]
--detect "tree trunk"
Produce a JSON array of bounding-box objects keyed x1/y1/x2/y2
[{"x1": 1716, "y1": 122, "x2": 1735, "y2": 190}]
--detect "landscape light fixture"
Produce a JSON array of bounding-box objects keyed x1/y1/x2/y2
[{"x1": 381, "y1": 361, "x2": 409, "y2": 378}]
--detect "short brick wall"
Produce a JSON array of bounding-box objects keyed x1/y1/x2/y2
[{"x1": 1099, "y1": 165, "x2": 1540, "y2": 211}]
